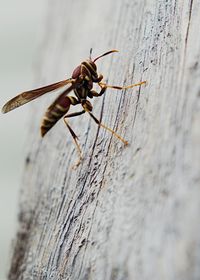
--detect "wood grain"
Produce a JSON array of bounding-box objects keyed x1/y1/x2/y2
[{"x1": 9, "y1": 0, "x2": 200, "y2": 279}]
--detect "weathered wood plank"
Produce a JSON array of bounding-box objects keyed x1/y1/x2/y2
[{"x1": 9, "y1": 0, "x2": 200, "y2": 279}]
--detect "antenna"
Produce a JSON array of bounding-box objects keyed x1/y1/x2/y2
[
  {"x1": 93, "y1": 49, "x2": 118, "y2": 62},
  {"x1": 89, "y1": 48, "x2": 93, "y2": 60}
]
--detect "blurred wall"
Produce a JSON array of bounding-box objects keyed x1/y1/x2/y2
[{"x1": 0, "y1": 1, "x2": 47, "y2": 278}]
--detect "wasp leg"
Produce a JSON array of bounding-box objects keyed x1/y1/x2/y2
[
  {"x1": 87, "y1": 111, "x2": 128, "y2": 146},
  {"x1": 93, "y1": 74, "x2": 103, "y2": 83},
  {"x1": 98, "y1": 80, "x2": 146, "y2": 90},
  {"x1": 89, "y1": 86, "x2": 107, "y2": 98},
  {"x1": 63, "y1": 110, "x2": 85, "y2": 169}
]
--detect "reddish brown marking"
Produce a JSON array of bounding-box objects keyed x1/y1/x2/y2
[
  {"x1": 57, "y1": 95, "x2": 71, "y2": 108},
  {"x1": 41, "y1": 96, "x2": 71, "y2": 137},
  {"x1": 72, "y1": 65, "x2": 81, "y2": 79}
]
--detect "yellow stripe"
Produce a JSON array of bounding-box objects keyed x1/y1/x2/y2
[
  {"x1": 81, "y1": 64, "x2": 91, "y2": 77},
  {"x1": 51, "y1": 111, "x2": 63, "y2": 117},
  {"x1": 82, "y1": 61, "x2": 96, "y2": 75},
  {"x1": 43, "y1": 116, "x2": 55, "y2": 123},
  {"x1": 41, "y1": 122, "x2": 52, "y2": 127},
  {"x1": 68, "y1": 96, "x2": 78, "y2": 105},
  {"x1": 55, "y1": 104, "x2": 67, "y2": 112}
]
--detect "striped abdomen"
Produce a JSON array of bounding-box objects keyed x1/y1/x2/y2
[{"x1": 41, "y1": 94, "x2": 77, "y2": 137}]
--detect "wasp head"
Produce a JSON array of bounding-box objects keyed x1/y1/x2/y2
[
  {"x1": 72, "y1": 60, "x2": 97, "y2": 82},
  {"x1": 71, "y1": 50, "x2": 118, "y2": 83}
]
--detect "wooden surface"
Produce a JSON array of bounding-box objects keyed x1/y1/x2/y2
[{"x1": 9, "y1": 0, "x2": 200, "y2": 279}]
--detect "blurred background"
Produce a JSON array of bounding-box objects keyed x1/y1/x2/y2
[{"x1": 0, "y1": 0, "x2": 47, "y2": 278}]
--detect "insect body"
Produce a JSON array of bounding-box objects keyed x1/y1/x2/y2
[{"x1": 2, "y1": 50, "x2": 146, "y2": 167}]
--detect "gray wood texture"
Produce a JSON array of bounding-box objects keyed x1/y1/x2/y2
[{"x1": 9, "y1": 0, "x2": 200, "y2": 279}]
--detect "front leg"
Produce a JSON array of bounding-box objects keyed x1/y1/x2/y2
[
  {"x1": 88, "y1": 84, "x2": 107, "y2": 98},
  {"x1": 92, "y1": 74, "x2": 103, "y2": 83},
  {"x1": 98, "y1": 80, "x2": 146, "y2": 90}
]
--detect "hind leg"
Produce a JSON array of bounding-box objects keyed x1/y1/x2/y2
[
  {"x1": 82, "y1": 100, "x2": 128, "y2": 145},
  {"x1": 88, "y1": 112, "x2": 128, "y2": 145},
  {"x1": 63, "y1": 110, "x2": 86, "y2": 168}
]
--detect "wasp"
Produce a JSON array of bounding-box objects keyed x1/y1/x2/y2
[{"x1": 2, "y1": 50, "x2": 146, "y2": 167}]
